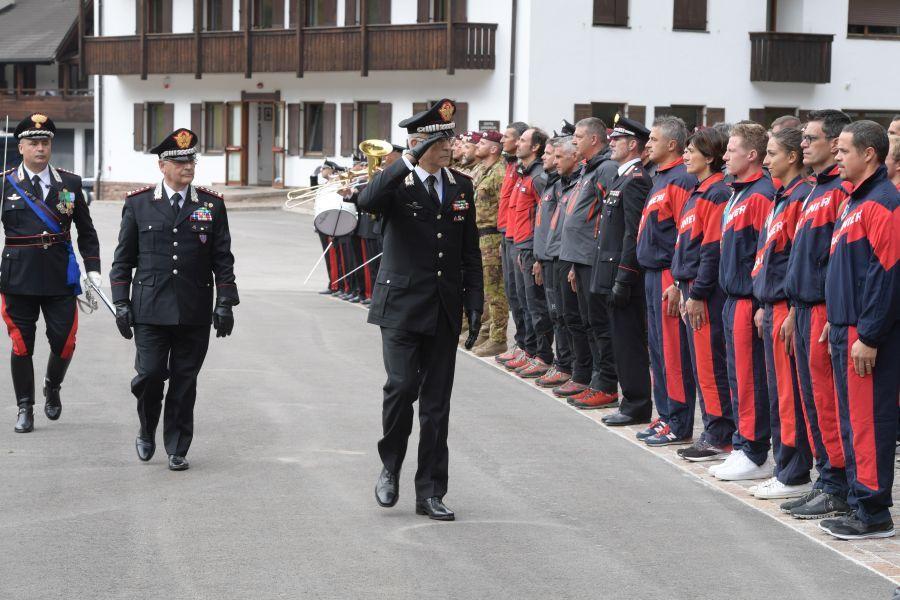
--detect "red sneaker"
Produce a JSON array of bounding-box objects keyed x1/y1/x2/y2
[
  {"x1": 553, "y1": 380, "x2": 587, "y2": 397},
  {"x1": 518, "y1": 358, "x2": 551, "y2": 379},
  {"x1": 505, "y1": 352, "x2": 532, "y2": 371},
  {"x1": 495, "y1": 347, "x2": 521, "y2": 364},
  {"x1": 537, "y1": 368, "x2": 571, "y2": 388},
  {"x1": 571, "y1": 389, "x2": 620, "y2": 410}
]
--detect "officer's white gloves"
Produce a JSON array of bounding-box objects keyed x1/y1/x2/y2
[{"x1": 87, "y1": 271, "x2": 102, "y2": 288}]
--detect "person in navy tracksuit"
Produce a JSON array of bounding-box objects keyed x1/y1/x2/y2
[
  {"x1": 672, "y1": 127, "x2": 735, "y2": 462},
  {"x1": 711, "y1": 123, "x2": 776, "y2": 482},
  {"x1": 636, "y1": 116, "x2": 697, "y2": 444},
  {"x1": 781, "y1": 110, "x2": 854, "y2": 520},
  {"x1": 750, "y1": 127, "x2": 814, "y2": 499},
  {"x1": 820, "y1": 121, "x2": 900, "y2": 540}
]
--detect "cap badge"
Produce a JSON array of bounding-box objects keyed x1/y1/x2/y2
[
  {"x1": 32, "y1": 114, "x2": 48, "y2": 129},
  {"x1": 438, "y1": 101, "x2": 454, "y2": 123},
  {"x1": 613, "y1": 113, "x2": 620, "y2": 125},
  {"x1": 174, "y1": 130, "x2": 192, "y2": 149}
]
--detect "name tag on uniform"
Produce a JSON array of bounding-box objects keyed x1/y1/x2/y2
[{"x1": 191, "y1": 207, "x2": 213, "y2": 222}]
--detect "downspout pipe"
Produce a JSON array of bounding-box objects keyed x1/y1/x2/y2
[
  {"x1": 96, "y1": 0, "x2": 104, "y2": 198},
  {"x1": 507, "y1": 0, "x2": 517, "y2": 124}
]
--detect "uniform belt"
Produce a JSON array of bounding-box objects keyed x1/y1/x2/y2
[
  {"x1": 4, "y1": 232, "x2": 71, "y2": 247},
  {"x1": 478, "y1": 227, "x2": 499, "y2": 236}
]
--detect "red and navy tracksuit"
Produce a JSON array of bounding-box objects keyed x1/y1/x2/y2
[
  {"x1": 499, "y1": 159, "x2": 529, "y2": 352},
  {"x1": 751, "y1": 175, "x2": 814, "y2": 485},
  {"x1": 825, "y1": 165, "x2": 900, "y2": 525},
  {"x1": 671, "y1": 172, "x2": 735, "y2": 448},
  {"x1": 636, "y1": 159, "x2": 697, "y2": 439},
  {"x1": 719, "y1": 171, "x2": 775, "y2": 465},
  {"x1": 784, "y1": 165, "x2": 851, "y2": 498}
]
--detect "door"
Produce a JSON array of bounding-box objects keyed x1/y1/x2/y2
[
  {"x1": 272, "y1": 101, "x2": 286, "y2": 188},
  {"x1": 256, "y1": 103, "x2": 274, "y2": 186},
  {"x1": 225, "y1": 101, "x2": 246, "y2": 185}
]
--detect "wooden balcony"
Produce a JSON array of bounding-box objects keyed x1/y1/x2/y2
[
  {"x1": 83, "y1": 22, "x2": 497, "y2": 78},
  {"x1": 0, "y1": 90, "x2": 93, "y2": 123},
  {"x1": 749, "y1": 32, "x2": 833, "y2": 84}
]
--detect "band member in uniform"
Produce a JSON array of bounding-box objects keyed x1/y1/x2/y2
[
  {"x1": 110, "y1": 128, "x2": 239, "y2": 471},
  {"x1": 359, "y1": 100, "x2": 483, "y2": 521},
  {"x1": 0, "y1": 114, "x2": 101, "y2": 432}
]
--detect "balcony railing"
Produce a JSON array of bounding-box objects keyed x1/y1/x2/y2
[
  {"x1": 749, "y1": 32, "x2": 833, "y2": 84},
  {"x1": 0, "y1": 89, "x2": 94, "y2": 122},
  {"x1": 83, "y1": 22, "x2": 497, "y2": 78}
]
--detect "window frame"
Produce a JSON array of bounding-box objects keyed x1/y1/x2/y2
[
  {"x1": 204, "y1": 102, "x2": 227, "y2": 154},
  {"x1": 303, "y1": 102, "x2": 326, "y2": 157}
]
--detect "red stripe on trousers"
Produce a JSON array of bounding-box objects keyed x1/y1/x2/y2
[
  {"x1": 845, "y1": 326, "x2": 879, "y2": 491},
  {"x1": 660, "y1": 269, "x2": 686, "y2": 403},
  {"x1": 327, "y1": 239, "x2": 339, "y2": 291},
  {"x1": 808, "y1": 305, "x2": 845, "y2": 467},
  {"x1": 0, "y1": 294, "x2": 28, "y2": 356},
  {"x1": 691, "y1": 299, "x2": 723, "y2": 416},
  {"x1": 733, "y1": 298, "x2": 758, "y2": 440},
  {"x1": 60, "y1": 301, "x2": 78, "y2": 359},
  {"x1": 361, "y1": 243, "x2": 372, "y2": 299},
  {"x1": 770, "y1": 301, "x2": 798, "y2": 447}
]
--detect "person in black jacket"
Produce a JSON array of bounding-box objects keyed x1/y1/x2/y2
[
  {"x1": 359, "y1": 100, "x2": 483, "y2": 521},
  {"x1": 1, "y1": 114, "x2": 101, "y2": 433},
  {"x1": 590, "y1": 117, "x2": 653, "y2": 426},
  {"x1": 109, "y1": 128, "x2": 238, "y2": 471}
]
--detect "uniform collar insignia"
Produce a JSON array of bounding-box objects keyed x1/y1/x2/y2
[
  {"x1": 444, "y1": 168, "x2": 456, "y2": 185},
  {"x1": 16, "y1": 164, "x2": 24, "y2": 180},
  {"x1": 404, "y1": 172, "x2": 415, "y2": 187},
  {"x1": 189, "y1": 185, "x2": 199, "y2": 204},
  {"x1": 153, "y1": 181, "x2": 163, "y2": 200},
  {"x1": 49, "y1": 165, "x2": 62, "y2": 184}
]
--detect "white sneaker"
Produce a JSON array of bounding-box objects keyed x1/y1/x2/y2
[
  {"x1": 748, "y1": 476, "x2": 777, "y2": 495},
  {"x1": 715, "y1": 452, "x2": 774, "y2": 481},
  {"x1": 707, "y1": 451, "x2": 736, "y2": 476},
  {"x1": 753, "y1": 478, "x2": 812, "y2": 499}
]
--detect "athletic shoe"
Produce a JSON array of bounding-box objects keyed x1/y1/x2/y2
[
  {"x1": 518, "y1": 358, "x2": 551, "y2": 379},
  {"x1": 748, "y1": 476, "x2": 777, "y2": 496},
  {"x1": 536, "y1": 368, "x2": 571, "y2": 388},
  {"x1": 635, "y1": 418, "x2": 665, "y2": 441},
  {"x1": 779, "y1": 488, "x2": 823, "y2": 514},
  {"x1": 644, "y1": 424, "x2": 692, "y2": 447},
  {"x1": 707, "y1": 450, "x2": 739, "y2": 476},
  {"x1": 505, "y1": 352, "x2": 532, "y2": 371},
  {"x1": 553, "y1": 380, "x2": 587, "y2": 398},
  {"x1": 752, "y1": 478, "x2": 812, "y2": 500},
  {"x1": 714, "y1": 451, "x2": 773, "y2": 481},
  {"x1": 678, "y1": 438, "x2": 732, "y2": 462},
  {"x1": 571, "y1": 389, "x2": 619, "y2": 410},
  {"x1": 495, "y1": 347, "x2": 521, "y2": 364},
  {"x1": 819, "y1": 515, "x2": 895, "y2": 540},
  {"x1": 790, "y1": 492, "x2": 852, "y2": 520}
]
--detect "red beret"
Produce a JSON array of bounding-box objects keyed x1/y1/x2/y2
[{"x1": 480, "y1": 130, "x2": 502, "y2": 143}]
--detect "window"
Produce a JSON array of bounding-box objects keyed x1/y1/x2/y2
[
  {"x1": 848, "y1": 0, "x2": 900, "y2": 38},
  {"x1": 205, "y1": 103, "x2": 227, "y2": 153},
  {"x1": 593, "y1": 0, "x2": 628, "y2": 27},
  {"x1": 84, "y1": 129, "x2": 95, "y2": 176},
  {"x1": 654, "y1": 105, "x2": 704, "y2": 132},
  {"x1": 146, "y1": 103, "x2": 168, "y2": 149},
  {"x1": 574, "y1": 102, "x2": 625, "y2": 128},
  {"x1": 749, "y1": 107, "x2": 798, "y2": 129},
  {"x1": 673, "y1": 0, "x2": 706, "y2": 32},
  {"x1": 306, "y1": 0, "x2": 337, "y2": 26},
  {"x1": 52, "y1": 129, "x2": 76, "y2": 172},
  {"x1": 346, "y1": 0, "x2": 391, "y2": 25},
  {"x1": 417, "y1": 0, "x2": 466, "y2": 23},
  {"x1": 305, "y1": 103, "x2": 325, "y2": 154},
  {"x1": 254, "y1": 0, "x2": 283, "y2": 28},
  {"x1": 133, "y1": 102, "x2": 174, "y2": 152},
  {"x1": 357, "y1": 102, "x2": 382, "y2": 144},
  {"x1": 137, "y1": 0, "x2": 172, "y2": 34},
  {"x1": 206, "y1": 0, "x2": 233, "y2": 31},
  {"x1": 842, "y1": 109, "x2": 900, "y2": 128}
]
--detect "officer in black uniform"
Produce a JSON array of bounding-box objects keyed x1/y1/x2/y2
[
  {"x1": 590, "y1": 117, "x2": 653, "y2": 426},
  {"x1": 109, "y1": 128, "x2": 239, "y2": 471},
  {"x1": 359, "y1": 100, "x2": 483, "y2": 521},
  {"x1": 0, "y1": 113, "x2": 100, "y2": 433}
]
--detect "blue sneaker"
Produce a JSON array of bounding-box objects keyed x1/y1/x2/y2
[
  {"x1": 635, "y1": 418, "x2": 665, "y2": 441},
  {"x1": 644, "y1": 424, "x2": 692, "y2": 447}
]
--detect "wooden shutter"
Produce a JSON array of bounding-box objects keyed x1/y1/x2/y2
[
  {"x1": 452, "y1": 0, "x2": 467, "y2": 22},
  {"x1": 574, "y1": 104, "x2": 592, "y2": 123},
  {"x1": 239, "y1": 0, "x2": 247, "y2": 29},
  {"x1": 627, "y1": 105, "x2": 646, "y2": 125},
  {"x1": 412, "y1": 102, "x2": 428, "y2": 116},
  {"x1": 191, "y1": 103, "x2": 202, "y2": 142},
  {"x1": 705, "y1": 107, "x2": 725, "y2": 126},
  {"x1": 340, "y1": 103, "x2": 355, "y2": 156},
  {"x1": 133, "y1": 103, "x2": 145, "y2": 152},
  {"x1": 378, "y1": 103, "x2": 392, "y2": 142},
  {"x1": 417, "y1": 0, "x2": 429, "y2": 22},
  {"x1": 288, "y1": 103, "x2": 301, "y2": 155},
  {"x1": 848, "y1": 0, "x2": 900, "y2": 27},
  {"x1": 322, "y1": 0, "x2": 337, "y2": 25},
  {"x1": 161, "y1": 0, "x2": 173, "y2": 33},
  {"x1": 323, "y1": 103, "x2": 336, "y2": 156},
  {"x1": 272, "y1": 0, "x2": 285, "y2": 27},
  {"x1": 222, "y1": 0, "x2": 234, "y2": 30},
  {"x1": 593, "y1": 0, "x2": 627, "y2": 26},
  {"x1": 135, "y1": 0, "x2": 142, "y2": 33},
  {"x1": 345, "y1": 0, "x2": 358, "y2": 25},
  {"x1": 749, "y1": 108, "x2": 766, "y2": 125},
  {"x1": 673, "y1": 0, "x2": 706, "y2": 31},
  {"x1": 453, "y1": 101, "x2": 468, "y2": 134}
]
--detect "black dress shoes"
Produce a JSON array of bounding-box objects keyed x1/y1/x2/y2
[
  {"x1": 168, "y1": 455, "x2": 190, "y2": 471},
  {"x1": 14, "y1": 405, "x2": 33, "y2": 433},
  {"x1": 416, "y1": 497, "x2": 455, "y2": 521},
  {"x1": 375, "y1": 467, "x2": 399, "y2": 507},
  {"x1": 602, "y1": 411, "x2": 649, "y2": 426},
  {"x1": 136, "y1": 436, "x2": 156, "y2": 462}
]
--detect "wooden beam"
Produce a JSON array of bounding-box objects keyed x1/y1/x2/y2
[
  {"x1": 360, "y1": 0, "x2": 368, "y2": 76},
  {"x1": 194, "y1": 0, "x2": 202, "y2": 78},
  {"x1": 243, "y1": 0, "x2": 252, "y2": 78},
  {"x1": 77, "y1": 0, "x2": 85, "y2": 81},
  {"x1": 140, "y1": 0, "x2": 148, "y2": 80},
  {"x1": 296, "y1": 0, "x2": 304, "y2": 77},
  {"x1": 446, "y1": 0, "x2": 454, "y2": 75}
]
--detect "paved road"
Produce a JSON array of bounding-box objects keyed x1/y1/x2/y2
[{"x1": 0, "y1": 204, "x2": 893, "y2": 600}]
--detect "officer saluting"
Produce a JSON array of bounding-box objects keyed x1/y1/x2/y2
[
  {"x1": 1, "y1": 114, "x2": 100, "y2": 433},
  {"x1": 109, "y1": 129, "x2": 238, "y2": 471},
  {"x1": 359, "y1": 99, "x2": 483, "y2": 521}
]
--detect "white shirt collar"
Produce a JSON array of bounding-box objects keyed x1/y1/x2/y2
[
  {"x1": 617, "y1": 157, "x2": 641, "y2": 177},
  {"x1": 22, "y1": 164, "x2": 51, "y2": 186},
  {"x1": 162, "y1": 181, "x2": 189, "y2": 204}
]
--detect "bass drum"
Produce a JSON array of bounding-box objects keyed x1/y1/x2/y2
[{"x1": 313, "y1": 187, "x2": 358, "y2": 237}]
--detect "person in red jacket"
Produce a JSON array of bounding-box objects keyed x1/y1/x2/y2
[
  {"x1": 710, "y1": 122, "x2": 776, "y2": 482},
  {"x1": 750, "y1": 127, "x2": 814, "y2": 500},
  {"x1": 820, "y1": 120, "x2": 900, "y2": 540}
]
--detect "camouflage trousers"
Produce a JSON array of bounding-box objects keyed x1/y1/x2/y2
[{"x1": 479, "y1": 233, "x2": 508, "y2": 344}]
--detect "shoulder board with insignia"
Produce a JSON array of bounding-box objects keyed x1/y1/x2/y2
[
  {"x1": 126, "y1": 185, "x2": 154, "y2": 197},
  {"x1": 56, "y1": 167, "x2": 77, "y2": 175},
  {"x1": 196, "y1": 186, "x2": 223, "y2": 199},
  {"x1": 448, "y1": 168, "x2": 472, "y2": 181}
]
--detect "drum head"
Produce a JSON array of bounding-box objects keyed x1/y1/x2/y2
[{"x1": 314, "y1": 209, "x2": 358, "y2": 237}]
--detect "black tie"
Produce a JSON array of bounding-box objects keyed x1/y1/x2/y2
[
  {"x1": 31, "y1": 175, "x2": 43, "y2": 202},
  {"x1": 425, "y1": 175, "x2": 440, "y2": 206},
  {"x1": 171, "y1": 192, "x2": 181, "y2": 218}
]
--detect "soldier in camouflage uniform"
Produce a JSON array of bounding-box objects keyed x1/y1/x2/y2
[{"x1": 470, "y1": 130, "x2": 509, "y2": 357}]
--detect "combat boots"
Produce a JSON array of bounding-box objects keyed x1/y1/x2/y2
[
  {"x1": 43, "y1": 353, "x2": 71, "y2": 421},
  {"x1": 11, "y1": 353, "x2": 34, "y2": 433},
  {"x1": 473, "y1": 339, "x2": 506, "y2": 357}
]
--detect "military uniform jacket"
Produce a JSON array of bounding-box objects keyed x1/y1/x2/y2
[
  {"x1": 350, "y1": 186, "x2": 382, "y2": 240},
  {"x1": 109, "y1": 182, "x2": 239, "y2": 326},
  {"x1": 590, "y1": 161, "x2": 652, "y2": 294},
  {"x1": 473, "y1": 159, "x2": 505, "y2": 232},
  {"x1": 0, "y1": 164, "x2": 100, "y2": 296},
  {"x1": 357, "y1": 158, "x2": 484, "y2": 335}
]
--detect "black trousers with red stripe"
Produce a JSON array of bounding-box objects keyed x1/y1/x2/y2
[
  {"x1": 1, "y1": 293, "x2": 78, "y2": 359},
  {"x1": 359, "y1": 237, "x2": 382, "y2": 299}
]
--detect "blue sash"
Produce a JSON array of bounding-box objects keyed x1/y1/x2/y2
[{"x1": 4, "y1": 174, "x2": 82, "y2": 295}]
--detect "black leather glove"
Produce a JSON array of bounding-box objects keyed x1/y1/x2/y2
[
  {"x1": 464, "y1": 310, "x2": 483, "y2": 350},
  {"x1": 408, "y1": 132, "x2": 449, "y2": 163},
  {"x1": 609, "y1": 282, "x2": 631, "y2": 308},
  {"x1": 114, "y1": 301, "x2": 134, "y2": 340},
  {"x1": 212, "y1": 298, "x2": 234, "y2": 338}
]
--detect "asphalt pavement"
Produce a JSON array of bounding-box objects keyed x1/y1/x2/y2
[{"x1": 0, "y1": 204, "x2": 893, "y2": 600}]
